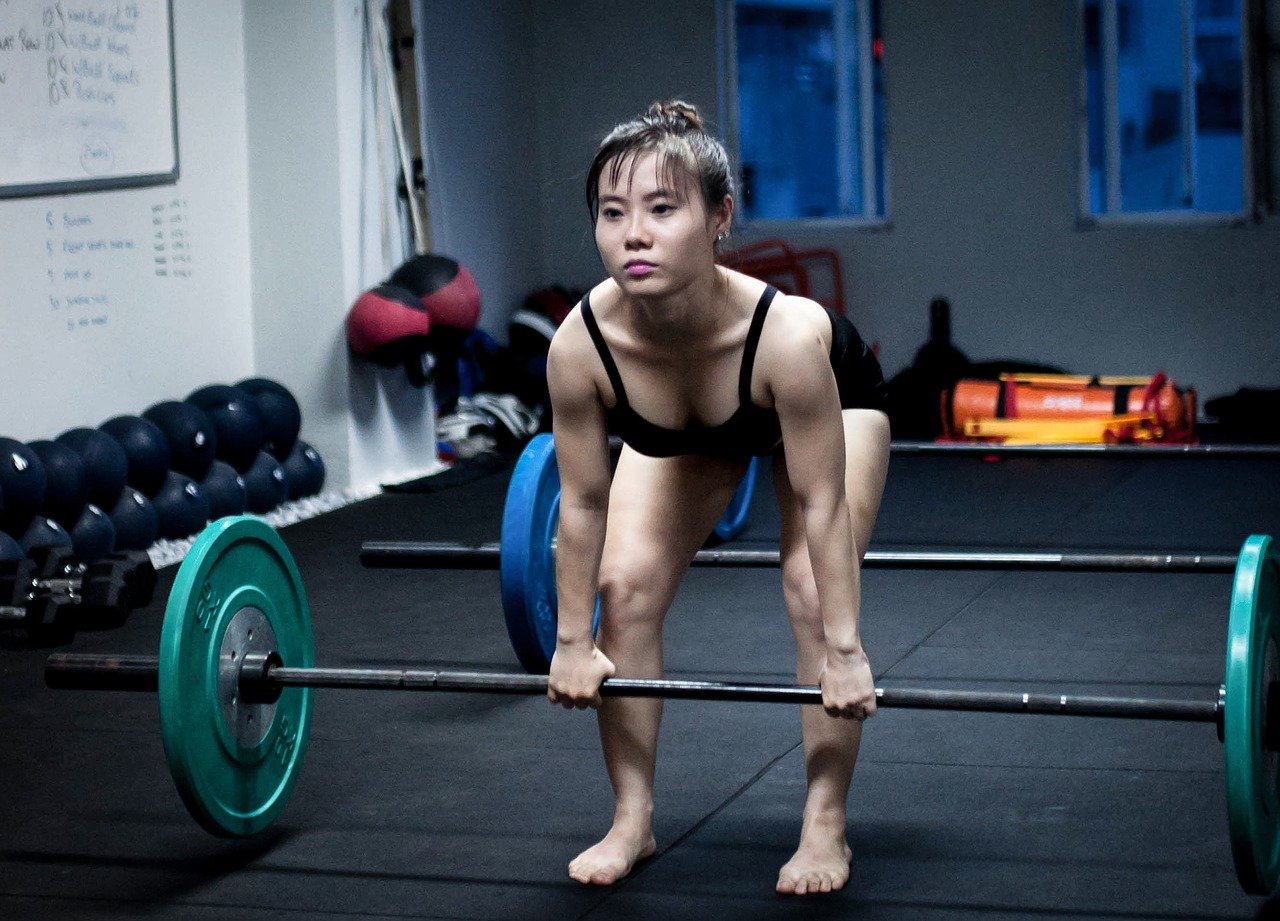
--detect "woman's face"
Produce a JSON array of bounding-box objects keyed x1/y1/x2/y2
[{"x1": 594, "y1": 150, "x2": 729, "y2": 297}]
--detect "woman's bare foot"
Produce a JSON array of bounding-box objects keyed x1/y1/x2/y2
[
  {"x1": 568, "y1": 822, "x2": 657, "y2": 886},
  {"x1": 776, "y1": 814, "x2": 852, "y2": 896}
]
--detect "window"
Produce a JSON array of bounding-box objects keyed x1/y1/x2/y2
[
  {"x1": 723, "y1": 0, "x2": 887, "y2": 222},
  {"x1": 1081, "y1": 0, "x2": 1252, "y2": 218}
]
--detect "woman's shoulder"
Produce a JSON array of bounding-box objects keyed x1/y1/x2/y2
[
  {"x1": 753, "y1": 292, "x2": 836, "y2": 403},
  {"x1": 762, "y1": 289, "x2": 831, "y2": 351},
  {"x1": 552, "y1": 279, "x2": 626, "y2": 358},
  {"x1": 723, "y1": 270, "x2": 825, "y2": 328},
  {"x1": 547, "y1": 306, "x2": 602, "y2": 399}
]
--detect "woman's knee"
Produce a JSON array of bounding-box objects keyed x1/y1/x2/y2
[{"x1": 598, "y1": 555, "x2": 674, "y2": 636}]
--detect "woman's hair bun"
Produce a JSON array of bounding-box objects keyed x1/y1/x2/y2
[{"x1": 647, "y1": 100, "x2": 704, "y2": 132}]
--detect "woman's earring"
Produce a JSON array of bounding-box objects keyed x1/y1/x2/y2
[{"x1": 717, "y1": 231, "x2": 728, "y2": 242}]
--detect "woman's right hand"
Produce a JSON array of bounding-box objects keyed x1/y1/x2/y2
[{"x1": 548, "y1": 641, "x2": 616, "y2": 709}]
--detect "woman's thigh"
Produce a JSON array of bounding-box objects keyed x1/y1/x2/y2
[
  {"x1": 599, "y1": 448, "x2": 749, "y2": 617},
  {"x1": 774, "y1": 409, "x2": 892, "y2": 564},
  {"x1": 838, "y1": 409, "x2": 892, "y2": 553}
]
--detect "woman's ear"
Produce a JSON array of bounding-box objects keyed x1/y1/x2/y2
[{"x1": 714, "y1": 195, "x2": 734, "y2": 240}]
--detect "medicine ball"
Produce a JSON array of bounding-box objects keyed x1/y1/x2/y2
[
  {"x1": 346, "y1": 284, "x2": 436, "y2": 385},
  {"x1": 243, "y1": 451, "x2": 288, "y2": 514},
  {"x1": 18, "y1": 515, "x2": 73, "y2": 555},
  {"x1": 282, "y1": 440, "x2": 325, "y2": 499},
  {"x1": 0, "y1": 437, "x2": 47, "y2": 534},
  {"x1": 68, "y1": 503, "x2": 115, "y2": 564},
  {"x1": 28, "y1": 440, "x2": 89, "y2": 528},
  {"x1": 0, "y1": 529, "x2": 23, "y2": 563},
  {"x1": 55, "y1": 427, "x2": 129, "y2": 511},
  {"x1": 143, "y1": 401, "x2": 217, "y2": 481},
  {"x1": 201, "y1": 459, "x2": 248, "y2": 520},
  {"x1": 387, "y1": 254, "x2": 483, "y2": 332},
  {"x1": 152, "y1": 471, "x2": 211, "y2": 540},
  {"x1": 236, "y1": 378, "x2": 302, "y2": 460},
  {"x1": 109, "y1": 487, "x2": 159, "y2": 552},
  {"x1": 186, "y1": 384, "x2": 267, "y2": 473},
  {"x1": 100, "y1": 415, "x2": 171, "y2": 497}
]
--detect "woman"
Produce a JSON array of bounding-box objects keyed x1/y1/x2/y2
[{"x1": 546, "y1": 101, "x2": 891, "y2": 896}]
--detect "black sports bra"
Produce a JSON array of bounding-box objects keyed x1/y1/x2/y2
[{"x1": 580, "y1": 285, "x2": 783, "y2": 458}]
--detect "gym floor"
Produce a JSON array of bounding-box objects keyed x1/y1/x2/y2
[{"x1": 3, "y1": 452, "x2": 1278, "y2": 920}]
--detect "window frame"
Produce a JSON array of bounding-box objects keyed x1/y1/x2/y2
[
  {"x1": 717, "y1": 0, "x2": 892, "y2": 231},
  {"x1": 1075, "y1": 0, "x2": 1257, "y2": 228}
]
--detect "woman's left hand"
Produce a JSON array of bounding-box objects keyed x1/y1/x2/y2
[{"x1": 818, "y1": 647, "x2": 876, "y2": 720}]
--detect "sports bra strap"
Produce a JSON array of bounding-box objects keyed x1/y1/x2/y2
[
  {"x1": 739, "y1": 286, "x2": 778, "y2": 404},
  {"x1": 579, "y1": 293, "x2": 629, "y2": 407}
]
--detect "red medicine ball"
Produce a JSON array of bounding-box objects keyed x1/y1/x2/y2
[
  {"x1": 387, "y1": 254, "x2": 481, "y2": 331},
  {"x1": 346, "y1": 284, "x2": 432, "y2": 363}
]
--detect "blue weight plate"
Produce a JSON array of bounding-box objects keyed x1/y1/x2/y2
[
  {"x1": 500, "y1": 435, "x2": 562, "y2": 673},
  {"x1": 713, "y1": 457, "x2": 758, "y2": 541},
  {"x1": 158, "y1": 516, "x2": 313, "y2": 836},
  {"x1": 500, "y1": 434, "x2": 600, "y2": 673},
  {"x1": 1224, "y1": 534, "x2": 1280, "y2": 894}
]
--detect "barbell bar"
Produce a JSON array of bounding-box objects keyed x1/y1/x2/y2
[
  {"x1": 360, "y1": 539, "x2": 1241, "y2": 574},
  {"x1": 605, "y1": 435, "x2": 1280, "y2": 458},
  {"x1": 36, "y1": 515, "x2": 1280, "y2": 894},
  {"x1": 44, "y1": 653, "x2": 1224, "y2": 722}
]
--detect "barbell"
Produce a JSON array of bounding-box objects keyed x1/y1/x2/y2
[
  {"x1": 40, "y1": 514, "x2": 1280, "y2": 895},
  {"x1": 360, "y1": 435, "x2": 1246, "y2": 674}
]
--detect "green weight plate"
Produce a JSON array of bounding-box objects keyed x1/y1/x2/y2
[
  {"x1": 1224, "y1": 534, "x2": 1280, "y2": 894},
  {"x1": 158, "y1": 516, "x2": 313, "y2": 836}
]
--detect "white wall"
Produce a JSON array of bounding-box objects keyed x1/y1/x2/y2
[
  {"x1": 524, "y1": 0, "x2": 1280, "y2": 404},
  {"x1": 243, "y1": 1, "x2": 363, "y2": 490},
  {"x1": 0, "y1": 0, "x2": 443, "y2": 492},
  {"x1": 0, "y1": 2, "x2": 253, "y2": 440}
]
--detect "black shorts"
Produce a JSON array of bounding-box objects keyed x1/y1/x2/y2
[{"x1": 827, "y1": 309, "x2": 889, "y2": 413}]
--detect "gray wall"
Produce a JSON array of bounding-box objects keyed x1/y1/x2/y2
[
  {"x1": 529, "y1": 0, "x2": 723, "y2": 291},
  {"x1": 515, "y1": 0, "x2": 1280, "y2": 403},
  {"x1": 418, "y1": 0, "x2": 542, "y2": 340}
]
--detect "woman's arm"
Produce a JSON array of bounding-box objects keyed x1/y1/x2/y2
[
  {"x1": 766, "y1": 300, "x2": 876, "y2": 718},
  {"x1": 545, "y1": 308, "x2": 617, "y2": 706}
]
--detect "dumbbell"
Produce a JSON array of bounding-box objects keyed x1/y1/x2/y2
[
  {"x1": 0, "y1": 548, "x2": 156, "y2": 638},
  {"x1": 0, "y1": 546, "x2": 82, "y2": 642},
  {"x1": 77, "y1": 551, "x2": 158, "y2": 629},
  {"x1": 54, "y1": 549, "x2": 157, "y2": 631}
]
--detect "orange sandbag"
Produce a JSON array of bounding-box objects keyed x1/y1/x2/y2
[{"x1": 944, "y1": 373, "x2": 1194, "y2": 441}]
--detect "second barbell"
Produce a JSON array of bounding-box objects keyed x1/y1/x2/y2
[{"x1": 361, "y1": 434, "x2": 1242, "y2": 674}]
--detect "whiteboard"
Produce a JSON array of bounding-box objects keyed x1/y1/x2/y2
[
  {"x1": 0, "y1": 0, "x2": 177, "y2": 197},
  {"x1": 0, "y1": 1, "x2": 256, "y2": 445}
]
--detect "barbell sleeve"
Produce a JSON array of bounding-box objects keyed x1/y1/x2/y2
[
  {"x1": 359, "y1": 540, "x2": 1239, "y2": 574},
  {"x1": 45, "y1": 653, "x2": 1221, "y2": 723}
]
